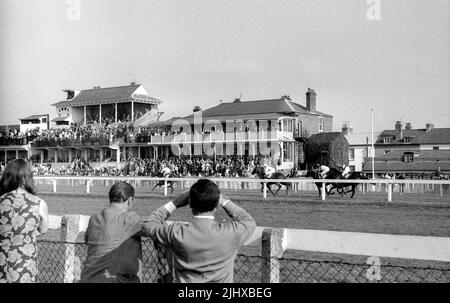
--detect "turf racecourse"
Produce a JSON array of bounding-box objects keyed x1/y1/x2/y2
[
  {"x1": 35, "y1": 182, "x2": 450, "y2": 282},
  {"x1": 37, "y1": 183, "x2": 450, "y2": 237}
]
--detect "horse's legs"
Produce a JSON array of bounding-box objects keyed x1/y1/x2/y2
[
  {"x1": 267, "y1": 184, "x2": 276, "y2": 197},
  {"x1": 152, "y1": 183, "x2": 159, "y2": 191},
  {"x1": 350, "y1": 185, "x2": 356, "y2": 198},
  {"x1": 170, "y1": 182, "x2": 174, "y2": 194},
  {"x1": 275, "y1": 183, "x2": 282, "y2": 195}
]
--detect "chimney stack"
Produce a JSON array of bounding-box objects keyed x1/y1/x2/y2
[
  {"x1": 93, "y1": 86, "x2": 101, "y2": 89},
  {"x1": 233, "y1": 98, "x2": 241, "y2": 103},
  {"x1": 426, "y1": 123, "x2": 434, "y2": 132},
  {"x1": 405, "y1": 122, "x2": 412, "y2": 130},
  {"x1": 306, "y1": 88, "x2": 316, "y2": 112},
  {"x1": 341, "y1": 123, "x2": 353, "y2": 135},
  {"x1": 193, "y1": 106, "x2": 202, "y2": 112}
]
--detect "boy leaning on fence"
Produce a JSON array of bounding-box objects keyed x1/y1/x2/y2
[
  {"x1": 80, "y1": 181, "x2": 144, "y2": 283},
  {"x1": 142, "y1": 179, "x2": 256, "y2": 283}
]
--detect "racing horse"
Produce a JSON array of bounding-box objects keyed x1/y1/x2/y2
[
  {"x1": 326, "y1": 170, "x2": 369, "y2": 198},
  {"x1": 151, "y1": 172, "x2": 178, "y2": 194},
  {"x1": 251, "y1": 165, "x2": 292, "y2": 197},
  {"x1": 305, "y1": 167, "x2": 368, "y2": 198}
]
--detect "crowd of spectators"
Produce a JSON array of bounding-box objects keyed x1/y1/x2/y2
[
  {"x1": 24, "y1": 155, "x2": 274, "y2": 177},
  {"x1": 0, "y1": 128, "x2": 39, "y2": 145}
]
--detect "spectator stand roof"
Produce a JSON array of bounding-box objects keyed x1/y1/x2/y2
[{"x1": 52, "y1": 84, "x2": 163, "y2": 107}]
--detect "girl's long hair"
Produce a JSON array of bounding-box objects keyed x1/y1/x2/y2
[{"x1": 0, "y1": 159, "x2": 35, "y2": 196}]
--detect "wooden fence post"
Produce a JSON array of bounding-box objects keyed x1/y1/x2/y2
[
  {"x1": 164, "y1": 179, "x2": 168, "y2": 196},
  {"x1": 321, "y1": 181, "x2": 326, "y2": 201},
  {"x1": 261, "y1": 228, "x2": 284, "y2": 283},
  {"x1": 263, "y1": 181, "x2": 267, "y2": 199},
  {"x1": 86, "y1": 179, "x2": 90, "y2": 194},
  {"x1": 52, "y1": 179, "x2": 57, "y2": 193},
  {"x1": 60, "y1": 215, "x2": 82, "y2": 283},
  {"x1": 387, "y1": 183, "x2": 392, "y2": 202}
]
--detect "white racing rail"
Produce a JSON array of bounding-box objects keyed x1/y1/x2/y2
[{"x1": 35, "y1": 176, "x2": 450, "y2": 202}]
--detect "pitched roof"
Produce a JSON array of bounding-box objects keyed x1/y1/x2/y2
[
  {"x1": 376, "y1": 127, "x2": 450, "y2": 145},
  {"x1": 376, "y1": 150, "x2": 450, "y2": 161},
  {"x1": 20, "y1": 114, "x2": 48, "y2": 121},
  {"x1": 184, "y1": 97, "x2": 332, "y2": 119},
  {"x1": 362, "y1": 161, "x2": 450, "y2": 172},
  {"x1": 420, "y1": 128, "x2": 450, "y2": 144},
  {"x1": 52, "y1": 84, "x2": 162, "y2": 107}
]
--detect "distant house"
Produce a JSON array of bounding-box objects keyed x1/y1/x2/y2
[
  {"x1": 19, "y1": 114, "x2": 49, "y2": 133},
  {"x1": 342, "y1": 123, "x2": 380, "y2": 172},
  {"x1": 305, "y1": 132, "x2": 349, "y2": 168},
  {"x1": 362, "y1": 121, "x2": 450, "y2": 176}
]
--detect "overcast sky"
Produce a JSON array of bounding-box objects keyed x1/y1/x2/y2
[{"x1": 0, "y1": 0, "x2": 448, "y2": 134}]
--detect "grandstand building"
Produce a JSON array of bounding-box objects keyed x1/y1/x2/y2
[
  {"x1": 141, "y1": 88, "x2": 333, "y2": 171},
  {"x1": 1, "y1": 85, "x2": 334, "y2": 172}
]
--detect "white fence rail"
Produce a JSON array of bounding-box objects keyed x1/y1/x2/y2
[
  {"x1": 47, "y1": 214, "x2": 450, "y2": 283},
  {"x1": 34, "y1": 176, "x2": 450, "y2": 202}
]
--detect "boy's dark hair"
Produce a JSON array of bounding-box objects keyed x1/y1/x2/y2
[
  {"x1": 109, "y1": 181, "x2": 135, "y2": 203},
  {"x1": 0, "y1": 159, "x2": 35, "y2": 196},
  {"x1": 189, "y1": 179, "x2": 220, "y2": 213}
]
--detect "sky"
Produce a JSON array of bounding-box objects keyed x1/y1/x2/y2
[{"x1": 0, "y1": 0, "x2": 448, "y2": 134}]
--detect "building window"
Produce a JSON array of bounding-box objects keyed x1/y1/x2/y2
[
  {"x1": 383, "y1": 137, "x2": 392, "y2": 144},
  {"x1": 403, "y1": 152, "x2": 414, "y2": 163},
  {"x1": 384, "y1": 150, "x2": 391, "y2": 154},
  {"x1": 350, "y1": 165, "x2": 355, "y2": 172},
  {"x1": 404, "y1": 137, "x2": 412, "y2": 143},
  {"x1": 349, "y1": 148, "x2": 355, "y2": 161},
  {"x1": 41, "y1": 118, "x2": 47, "y2": 123},
  {"x1": 283, "y1": 142, "x2": 293, "y2": 162},
  {"x1": 318, "y1": 116, "x2": 324, "y2": 132},
  {"x1": 433, "y1": 146, "x2": 440, "y2": 150}
]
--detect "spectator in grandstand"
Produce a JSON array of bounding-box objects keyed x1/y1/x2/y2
[
  {"x1": 143, "y1": 179, "x2": 256, "y2": 283},
  {"x1": 80, "y1": 181, "x2": 143, "y2": 283},
  {"x1": 0, "y1": 159, "x2": 49, "y2": 283}
]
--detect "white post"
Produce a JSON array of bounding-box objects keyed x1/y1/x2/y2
[
  {"x1": 99, "y1": 104, "x2": 102, "y2": 123},
  {"x1": 321, "y1": 181, "x2": 326, "y2": 201},
  {"x1": 263, "y1": 181, "x2": 267, "y2": 199},
  {"x1": 115, "y1": 103, "x2": 118, "y2": 123},
  {"x1": 53, "y1": 179, "x2": 57, "y2": 193},
  {"x1": 371, "y1": 108, "x2": 375, "y2": 180},
  {"x1": 86, "y1": 179, "x2": 91, "y2": 193},
  {"x1": 387, "y1": 183, "x2": 392, "y2": 202},
  {"x1": 164, "y1": 179, "x2": 168, "y2": 196},
  {"x1": 84, "y1": 105, "x2": 87, "y2": 124},
  {"x1": 15, "y1": 150, "x2": 19, "y2": 159},
  {"x1": 440, "y1": 184, "x2": 443, "y2": 197},
  {"x1": 131, "y1": 101, "x2": 134, "y2": 122}
]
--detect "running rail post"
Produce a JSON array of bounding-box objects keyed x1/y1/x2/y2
[
  {"x1": 440, "y1": 184, "x2": 443, "y2": 197},
  {"x1": 164, "y1": 179, "x2": 168, "y2": 196},
  {"x1": 263, "y1": 181, "x2": 267, "y2": 199},
  {"x1": 52, "y1": 179, "x2": 57, "y2": 193},
  {"x1": 321, "y1": 181, "x2": 326, "y2": 201},
  {"x1": 86, "y1": 179, "x2": 90, "y2": 194},
  {"x1": 387, "y1": 182, "x2": 392, "y2": 202}
]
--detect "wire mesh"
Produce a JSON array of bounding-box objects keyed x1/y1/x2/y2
[{"x1": 36, "y1": 239, "x2": 450, "y2": 283}]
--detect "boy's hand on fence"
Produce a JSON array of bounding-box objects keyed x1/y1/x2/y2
[{"x1": 173, "y1": 191, "x2": 190, "y2": 208}]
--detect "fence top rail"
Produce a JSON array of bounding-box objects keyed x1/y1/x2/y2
[
  {"x1": 34, "y1": 175, "x2": 450, "y2": 185},
  {"x1": 47, "y1": 214, "x2": 450, "y2": 262}
]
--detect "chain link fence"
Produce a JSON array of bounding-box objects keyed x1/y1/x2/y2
[{"x1": 36, "y1": 239, "x2": 449, "y2": 283}]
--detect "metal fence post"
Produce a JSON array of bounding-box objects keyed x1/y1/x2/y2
[
  {"x1": 321, "y1": 181, "x2": 326, "y2": 201},
  {"x1": 261, "y1": 228, "x2": 284, "y2": 283},
  {"x1": 52, "y1": 179, "x2": 57, "y2": 193},
  {"x1": 60, "y1": 215, "x2": 82, "y2": 283}
]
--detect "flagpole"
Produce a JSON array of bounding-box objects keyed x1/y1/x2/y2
[{"x1": 371, "y1": 108, "x2": 375, "y2": 179}]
